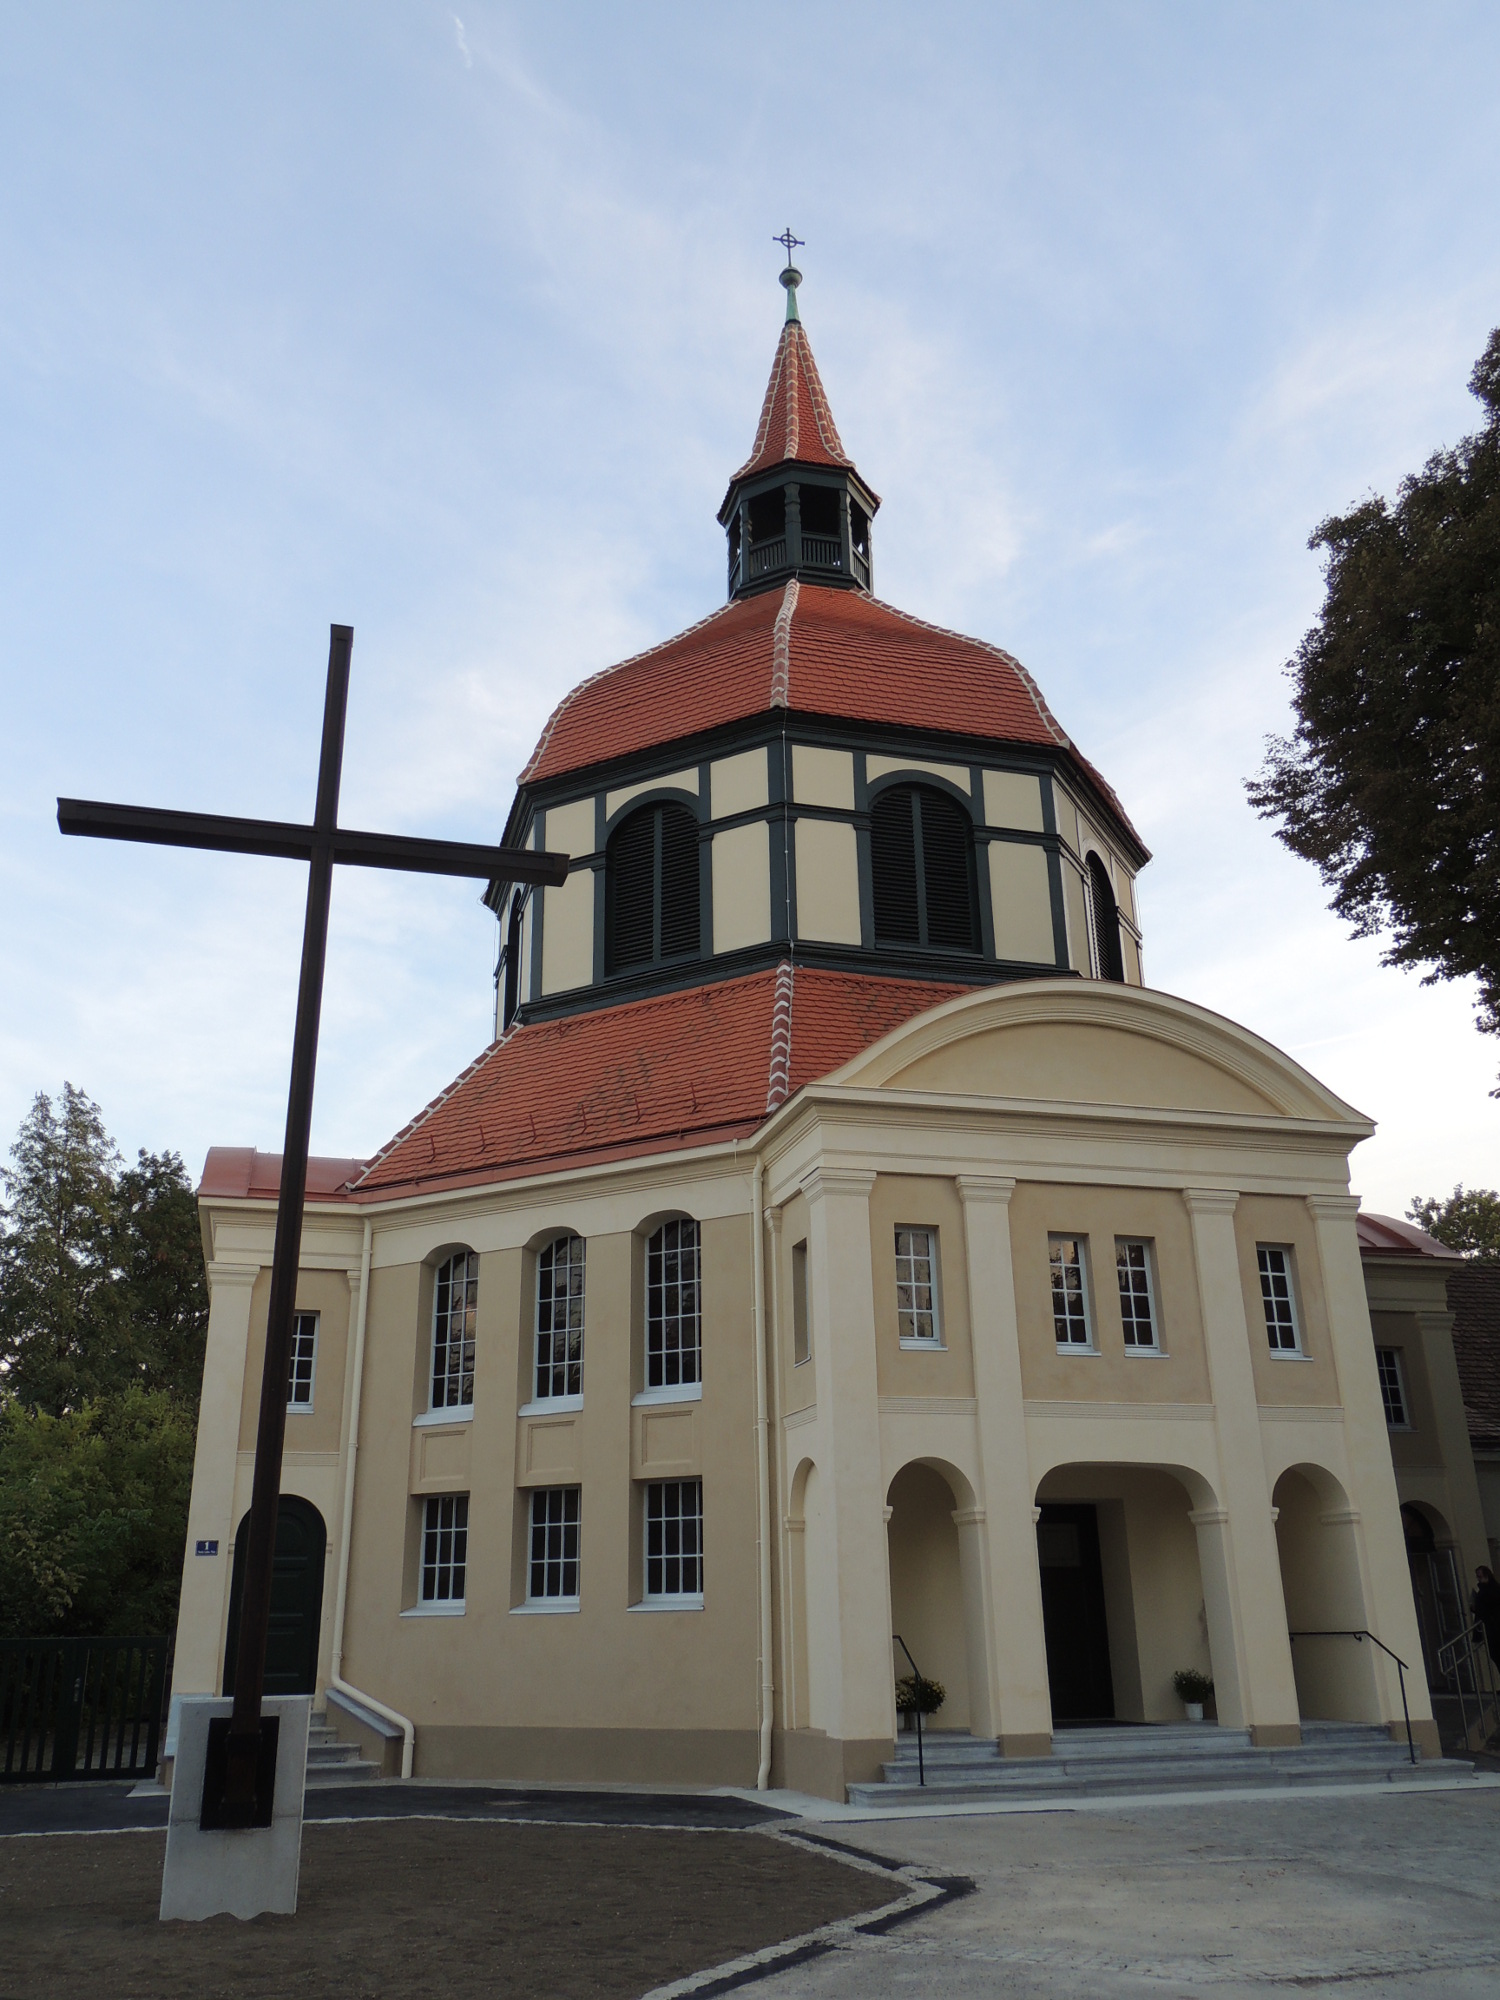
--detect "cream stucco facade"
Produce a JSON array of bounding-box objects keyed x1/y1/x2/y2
[{"x1": 173, "y1": 979, "x2": 1438, "y2": 1797}]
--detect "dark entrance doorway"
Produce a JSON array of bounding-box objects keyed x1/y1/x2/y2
[
  {"x1": 1036, "y1": 1502, "x2": 1115, "y2": 1723},
  {"x1": 1402, "y1": 1503, "x2": 1466, "y2": 1688},
  {"x1": 223, "y1": 1496, "x2": 327, "y2": 1697}
]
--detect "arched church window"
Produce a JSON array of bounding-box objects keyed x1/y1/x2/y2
[
  {"x1": 646, "y1": 1218, "x2": 700, "y2": 1390},
  {"x1": 501, "y1": 894, "x2": 523, "y2": 1030},
  {"x1": 1084, "y1": 853, "x2": 1125, "y2": 982},
  {"x1": 535, "y1": 1233, "x2": 585, "y2": 1401},
  {"x1": 606, "y1": 801, "x2": 700, "y2": 973},
  {"x1": 870, "y1": 783, "x2": 978, "y2": 951},
  {"x1": 431, "y1": 1249, "x2": 478, "y2": 1410}
]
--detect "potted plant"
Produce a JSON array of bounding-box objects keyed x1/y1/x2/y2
[
  {"x1": 1172, "y1": 1668, "x2": 1214, "y2": 1721},
  {"x1": 895, "y1": 1673, "x2": 946, "y2": 1731}
]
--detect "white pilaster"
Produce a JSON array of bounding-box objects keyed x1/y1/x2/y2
[
  {"x1": 956, "y1": 1174, "x2": 1053, "y2": 1752},
  {"x1": 1182, "y1": 1188, "x2": 1301, "y2": 1741}
]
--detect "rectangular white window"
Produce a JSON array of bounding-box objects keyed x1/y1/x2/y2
[
  {"x1": 287, "y1": 1311, "x2": 318, "y2": 1408},
  {"x1": 1257, "y1": 1245, "x2": 1301, "y2": 1353},
  {"x1": 1376, "y1": 1348, "x2": 1411, "y2": 1429},
  {"x1": 431, "y1": 1250, "x2": 478, "y2": 1409},
  {"x1": 792, "y1": 1240, "x2": 810, "y2": 1366},
  {"x1": 1115, "y1": 1240, "x2": 1158, "y2": 1349},
  {"x1": 535, "y1": 1235, "x2": 585, "y2": 1400},
  {"x1": 1049, "y1": 1235, "x2": 1093, "y2": 1347},
  {"x1": 645, "y1": 1479, "x2": 703, "y2": 1602},
  {"x1": 421, "y1": 1493, "x2": 468, "y2": 1606},
  {"x1": 895, "y1": 1227, "x2": 941, "y2": 1345},
  {"x1": 528, "y1": 1486, "x2": 581, "y2": 1602},
  {"x1": 647, "y1": 1219, "x2": 701, "y2": 1390}
]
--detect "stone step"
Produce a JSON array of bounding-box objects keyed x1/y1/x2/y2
[
  {"x1": 303, "y1": 1710, "x2": 380, "y2": 1784},
  {"x1": 850, "y1": 1722, "x2": 1476, "y2": 1808}
]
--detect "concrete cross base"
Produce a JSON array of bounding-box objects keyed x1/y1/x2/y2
[{"x1": 159, "y1": 1696, "x2": 311, "y2": 1921}]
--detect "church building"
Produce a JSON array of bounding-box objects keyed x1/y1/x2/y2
[{"x1": 170, "y1": 262, "x2": 1436, "y2": 1799}]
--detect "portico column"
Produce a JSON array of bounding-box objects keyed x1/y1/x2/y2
[
  {"x1": 170, "y1": 1261, "x2": 259, "y2": 1700},
  {"x1": 1305, "y1": 1194, "x2": 1436, "y2": 1746},
  {"x1": 1182, "y1": 1188, "x2": 1302, "y2": 1744},
  {"x1": 956, "y1": 1175, "x2": 1053, "y2": 1756},
  {"x1": 800, "y1": 1166, "x2": 892, "y2": 1769}
]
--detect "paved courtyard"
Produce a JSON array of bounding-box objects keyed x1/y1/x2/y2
[{"x1": 751, "y1": 1788, "x2": 1500, "y2": 1998}]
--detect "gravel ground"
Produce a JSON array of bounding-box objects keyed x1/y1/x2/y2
[{"x1": 0, "y1": 1819, "x2": 897, "y2": 2000}]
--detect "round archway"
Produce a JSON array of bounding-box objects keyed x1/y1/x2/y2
[{"x1": 223, "y1": 1495, "x2": 328, "y2": 1697}]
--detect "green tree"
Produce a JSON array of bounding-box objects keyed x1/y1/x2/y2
[
  {"x1": 1247, "y1": 328, "x2": 1500, "y2": 1080},
  {"x1": 1408, "y1": 1185, "x2": 1500, "y2": 1260},
  {"x1": 0, "y1": 1390, "x2": 195, "y2": 1637},
  {"x1": 0, "y1": 1090, "x2": 207, "y2": 1414}
]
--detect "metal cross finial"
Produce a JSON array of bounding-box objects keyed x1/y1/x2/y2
[{"x1": 774, "y1": 229, "x2": 804, "y2": 322}]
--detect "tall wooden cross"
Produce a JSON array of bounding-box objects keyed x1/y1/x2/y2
[{"x1": 59, "y1": 624, "x2": 567, "y2": 1826}]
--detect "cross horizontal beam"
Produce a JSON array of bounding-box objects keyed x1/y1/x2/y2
[{"x1": 57, "y1": 798, "x2": 569, "y2": 886}]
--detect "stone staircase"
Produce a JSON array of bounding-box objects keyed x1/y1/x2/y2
[
  {"x1": 845, "y1": 1721, "x2": 1479, "y2": 1809},
  {"x1": 305, "y1": 1710, "x2": 381, "y2": 1788}
]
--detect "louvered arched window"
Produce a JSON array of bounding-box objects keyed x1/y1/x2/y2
[
  {"x1": 870, "y1": 783, "x2": 979, "y2": 951},
  {"x1": 606, "y1": 801, "x2": 700, "y2": 973},
  {"x1": 1084, "y1": 853, "x2": 1125, "y2": 982}
]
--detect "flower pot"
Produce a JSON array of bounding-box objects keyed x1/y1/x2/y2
[{"x1": 1184, "y1": 1701, "x2": 1204, "y2": 1722}]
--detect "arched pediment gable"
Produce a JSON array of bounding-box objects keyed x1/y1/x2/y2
[{"x1": 822, "y1": 979, "x2": 1369, "y2": 1125}]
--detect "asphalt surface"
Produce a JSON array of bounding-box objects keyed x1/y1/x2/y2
[{"x1": 0, "y1": 1779, "x2": 793, "y2": 1836}]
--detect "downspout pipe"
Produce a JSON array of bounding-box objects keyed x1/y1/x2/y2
[
  {"x1": 328, "y1": 1214, "x2": 416, "y2": 1780},
  {"x1": 752, "y1": 1157, "x2": 775, "y2": 1790}
]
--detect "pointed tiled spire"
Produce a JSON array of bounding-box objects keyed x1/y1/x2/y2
[{"x1": 733, "y1": 319, "x2": 854, "y2": 481}]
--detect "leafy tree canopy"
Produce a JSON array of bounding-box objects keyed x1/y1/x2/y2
[
  {"x1": 0, "y1": 1085, "x2": 208, "y2": 1415},
  {"x1": 1247, "y1": 329, "x2": 1500, "y2": 1080},
  {"x1": 1408, "y1": 1184, "x2": 1500, "y2": 1260}
]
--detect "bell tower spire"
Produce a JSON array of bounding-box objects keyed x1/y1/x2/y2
[{"x1": 717, "y1": 238, "x2": 880, "y2": 601}]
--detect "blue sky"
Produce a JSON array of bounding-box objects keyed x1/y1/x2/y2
[{"x1": 2, "y1": 3, "x2": 1497, "y2": 1214}]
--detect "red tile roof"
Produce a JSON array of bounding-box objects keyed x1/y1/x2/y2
[
  {"x1": 198, "y1": 1148, "x2": 366, "y2": 1201},
  {"x1": 731, "y1": 319, "x2": 856, "y2": 485},
  {"x1": 520, "y1": 582, "x2": 1138, "y2": 846},
  {"x1": 349, "y1": 964, "x2": 970, "y2": 1200},
  {"x1": 1356, "y1": 1212, "x2": 1464, "y2": 1260}
]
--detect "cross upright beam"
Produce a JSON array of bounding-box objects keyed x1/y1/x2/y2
[{"x1": 60, "y1": 624, "x2": 567, "y2": 1828}]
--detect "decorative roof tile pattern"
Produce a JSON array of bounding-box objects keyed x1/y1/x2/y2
[
  {"x1": 350, "y1": 965, "x2": 968, "y2": 1200},
  {"x1": 1448, "y1": 1264, "x2": 1500, "y2": 1452},
  {"x1": 733, "y1": 320, "x2": 853, "y2": 481},
  {"x1": 521, "y1": 583, "x2": 1136, "y2": 842}
]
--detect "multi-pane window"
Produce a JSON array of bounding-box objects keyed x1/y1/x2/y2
[
  {"x1": 287, "y1": 1311, "x2": 318, "y2": 1408},
  {"x1": 420, "y1": 1493, "x2": 468, "y2": 1605},
  {"x1": 1376, "y1": 1348, "x2": 1411, "y2": 1429},
  {"x1": 1049, "y1": 1236, "x2": 1092, "y2": 1347},
  {"x1": 535, "y1": 1235, "x2": 585, "y2": 1400},
  {"x1": 431, "y1": 1250, "x2": 478, "y2": 1410},
  {"x1": 647, "y1": 1219, "x2": 701, "y2": 1390},
  {"x1": 645, "y1": 1479, "x2": 703, "y2": 1601},
  {"x1": 791, "y1": 1240, "x2": 810, "y2": 1367},
  {"x1": 1257, "y1": 1245, "x2": 1301, "y2": 1353},
  {"x1": 1115, "y1": 1240, "x2": 1158, "y2": 1349},
  {"x1": 528, "y1": 1487, "x2": 581, "y2": 1602},
  {"x1": 895, "y1": 1228, "x2": 941, "y2": 1344}
]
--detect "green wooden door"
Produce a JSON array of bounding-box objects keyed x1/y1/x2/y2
[{"x1": 223, "y1": 1497, "x2": 327, "y2": 1697}]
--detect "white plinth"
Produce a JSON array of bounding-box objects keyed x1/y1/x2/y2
[{"x1": 159, "y1": 1696, "x2": 311, "y2": 1921}]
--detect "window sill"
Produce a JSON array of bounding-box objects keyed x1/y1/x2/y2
[
  {"x1": 519, "y1": 1395, "x2": 583, "y2": 1417},
  {"x1": 898, "y1": 1339, "x2": 946, "y2": 1352},
  {"x1": 632, "y1": 1383, "x2": 703, "y2": 1408},
  {"x1": 1267, "y1": 1350, "x2": 1312, "y2": 1362},
  {"x1": 286, "y1": 1404, "x2": 315, "y2": 1415},
  {"x1": 414, "y1": 1406, "x2": 475, "y2": 1428},
  {"x1": 1124, "y1": 1347, "x2": 1168, "y2": 1358},
  {"x1": 1055, "y1": 1344, "x2": 1100, "y2": 1355},
  {"x1": 401, "y1": 1602, "x2": 466, "y2": 1617},
  {"x1": 631, "y1": 1596, "x2": 704, "y2": 1613},
  {"x1": 511, "y1": 1600, "x2": 581, "y2": 1615}
]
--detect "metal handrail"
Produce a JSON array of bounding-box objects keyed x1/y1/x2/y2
[
  {"x1": 1287, "y1": 1629, "x2": 1416, "y2": 1765},
  {"x1": 893, "y1": 1633, "x2": 925, "y2": 1787},
  {"x1": 1433, "y1": 1620, "x2": 1499, "y2": 1756}
]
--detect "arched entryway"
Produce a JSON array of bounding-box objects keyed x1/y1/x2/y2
[
  {"x1": 1402, "y1": 1501, "x2": 1467, "y2": 1684},
  {"x1": 223, "y1": 1495, "x2": 327, "y2": 1697},
  {"x1": 1273, "y1": 1465, "x2": 1378, "y2": 1723},
  {"x1": 1033, "y1": 1464, "x2": 1214, "y2": 1726},
  {"x1": 885, "y1": 1460, "x2": 980, "y2": 1734}
]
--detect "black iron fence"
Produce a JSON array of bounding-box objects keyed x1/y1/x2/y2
[{"x1": 0, "y1": 1636, "x2": 171, "y2": 1784}]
